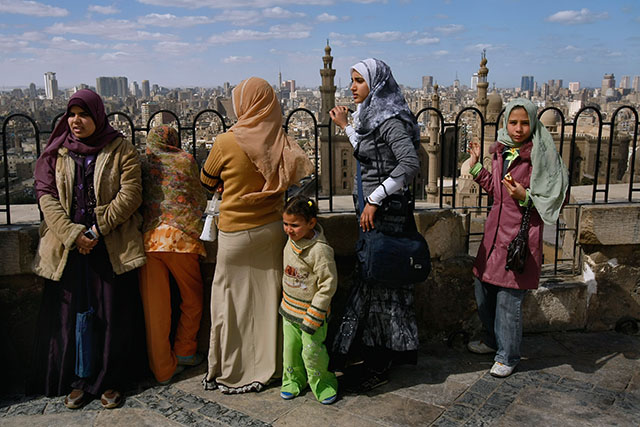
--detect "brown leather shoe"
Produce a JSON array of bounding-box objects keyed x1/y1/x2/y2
[
  {"x1": 100, "y1": 389, "x2": 122, "y2": 409},
  {"x1": 64, "y1": 388, "x2": 86, "y2": 409}
]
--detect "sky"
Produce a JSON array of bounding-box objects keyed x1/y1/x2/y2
[{"x1": 0, "y1": 0, "x2": 638, "y2": 90}]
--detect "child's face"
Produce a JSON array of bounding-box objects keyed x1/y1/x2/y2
[
  {"x1": 506, "y1": 107, "x2": 531, "y2": 144},
  {"x1": 283, "y1": 213, "x2": 317, "y2": 242}
]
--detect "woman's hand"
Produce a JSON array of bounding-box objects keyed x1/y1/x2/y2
[
  {"x1": 468, "y1": 141, "x2": 481, "y2": 165},
  {"x1": 502, "y1": 177, "x2": 527, "y2": 201},
  {"x1": 360, "y1": 202, "x2": 378, "y2": 232},
  {"x1": 75, "y1": 229, "x2": 98, "y2": 255},
  {"x1": 329, "y1": 106, "x2": 349, "y2": 130}
]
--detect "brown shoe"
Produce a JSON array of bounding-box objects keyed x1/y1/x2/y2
[
  {"x1": 100, "y1": 389, "x2": 122, "y2": 409},
  {"x1": 64, "y1": 388, "x2": 86, "y2": 409}
]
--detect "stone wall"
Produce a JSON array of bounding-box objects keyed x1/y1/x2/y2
[{"x1": 2, "y1": 205, "x2": 639, "y2": 386}]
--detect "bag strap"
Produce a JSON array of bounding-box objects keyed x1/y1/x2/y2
[
  {"x1": 518, "y1": 205, "x2": 532, "y2": 237},
  {"x1": 356, "y1": 160, "x2": 365, "y2": 213}
]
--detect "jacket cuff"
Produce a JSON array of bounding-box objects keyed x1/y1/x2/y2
[
  {"x1": 469, "y1": 162, "x2": 482, "y2": 178},
  {"x1": 300, "y1": 320, "x2": 320, "y2": 335},
  {"x1": 519, "y1": 189, "x2": 532, "y2": 207}
]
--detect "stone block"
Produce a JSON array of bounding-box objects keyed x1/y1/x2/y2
[
  {"x1": 523, "y1": 281, "x2": 588, "y2": 332},
  {"x1": 416, "y1": 210, "x2": 467, "y2": 261},
  {"x1": 578, "y1": 204, "x2": 640, "y2": 245},
  {"x1": 0, "y1": 225, "x2": 39, "y2": 276}
]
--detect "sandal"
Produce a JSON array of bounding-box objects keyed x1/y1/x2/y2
[
  {"x1": 100, "y1": 389, "x2": 122, "y2": 409},
  {"x1": 64, "y1": 388, "x2": 86, "y2": 409}
]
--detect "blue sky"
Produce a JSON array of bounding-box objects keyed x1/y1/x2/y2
[{"x1": 0, "y1": 0, "x2": 638, "y2": 90}]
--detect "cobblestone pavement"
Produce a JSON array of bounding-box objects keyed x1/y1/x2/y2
[{"x1": 1, "y1": 331, "x2": 639, "y2": 426}]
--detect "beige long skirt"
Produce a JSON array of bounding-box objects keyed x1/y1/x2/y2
[{"x1": 203, "y1": 220, "x2": 285, "y2": 393}]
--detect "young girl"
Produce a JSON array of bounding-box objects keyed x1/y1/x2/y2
[
  {"x1": 279, "y1": 196, "x2": 338, "y2": 404},
  {"x1": 467, "y1": 98, "x2": 569, "y2": 377}
]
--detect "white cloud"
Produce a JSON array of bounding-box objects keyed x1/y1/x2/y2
[
  {"x1": 208, "y1": 23, "x2": 311, "y2": 43},
  {"x1": 433, "y1": 50, "x2": 448, "y2": 56},
  {"x1": 100, "y1": 51, "x2": 134, "y2": 61},
  {"x1": 211, "y1": 9, "x2": 262, "y2": 26},
  {"x1": 48, "y1": 36, "x2": 105, "y2": 50},
  {"x1": 317, "y1": 12, "x2": 338, "y2": 22},
  {"x1": 88, "y1": 4, "x2": 119, "y2": 15},
  {"x1": 466, "y1": 43, "x2": 493, "y2": 52},
  {"x1": 222, "y1": 55, "x2": 253, "y2": 63},
  {"x1": 364, "y1": 31, "x2": 404, "y2": 42},
  {"x1": 574, "y1": 56, "x2": 584, "y2": 63},
  {"x1": 46, "y1": 20, "x2": 178, "y2": 41},
  {"x1": 136, "y1": 0, "x2": 352, "y2": 8},
  {"x1": 0, "y1": 0, "x2": 68, "y2": 16},
  {"x1": 139, "y1": 13, "x2": 214, "y2": 27},
  {"x1": 546, "y1": 8, "x2": 608, "y2": 25},
  {"x1": 434, "y1": 24, "x2": 464, "y2": 35},
  {"x1": 154, "y1": 41, "x2": 193, "y2": 54},
  {"x1": 263, "y1": 7, "x2": 305, "y2": 19},
  {"x1": 407, "y1": 36, "x2": 439, "y2": 45}
]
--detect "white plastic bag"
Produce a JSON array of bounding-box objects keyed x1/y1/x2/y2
[{"x1": 200, "y1": 192, "x2": 220, "y2": 242}]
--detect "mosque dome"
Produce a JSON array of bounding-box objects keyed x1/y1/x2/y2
[
  {"x1": 486, "y1": 91, "x2": 502, "y2": 121},
  {"x1": 540, "y1": 109, "x2": 558, "y2": 128}
]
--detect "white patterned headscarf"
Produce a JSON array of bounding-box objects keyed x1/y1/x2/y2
[{"x1": 350, "y1": 58, "x2": 420, "y2": 147}]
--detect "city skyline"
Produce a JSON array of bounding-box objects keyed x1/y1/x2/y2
[{"x1": 0, "y1": 0, "x2": 638, "y2": 90}]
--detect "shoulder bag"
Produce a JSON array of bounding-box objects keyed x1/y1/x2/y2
[
  {"x1": 356, "y1": 160, "x2": 430, "y2": 286},
  {"x1": 200, "y1": 192, "x2": 220, "y2": 242},
  {"x1": 505, "y1": 203, "x2": 531, "y2": 274}
]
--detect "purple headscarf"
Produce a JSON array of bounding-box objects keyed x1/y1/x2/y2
[{"x1": 34, "y1": 89, "x2": 121, "y2": 200}]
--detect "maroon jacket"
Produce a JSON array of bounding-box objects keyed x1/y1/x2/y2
[{"x1": 472, "y1": 140, "x2": 543, "y2": 290}]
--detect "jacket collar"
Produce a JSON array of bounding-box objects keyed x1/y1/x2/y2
[{"x1": 489, "y1": 140, "x2": 533, "y2": 161}]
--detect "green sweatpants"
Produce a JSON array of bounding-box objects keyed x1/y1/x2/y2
[{"x1": 281, "y1": 317, "x2": 338, "y2": 401}]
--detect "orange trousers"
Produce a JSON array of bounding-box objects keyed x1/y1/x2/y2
[{"x1": 139, "y1": 252, "x2": 204, "y2": 382}]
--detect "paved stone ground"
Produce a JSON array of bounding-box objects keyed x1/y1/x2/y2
[{"x1": 1, "y1": 331, "x2": 639, "y2": 426}]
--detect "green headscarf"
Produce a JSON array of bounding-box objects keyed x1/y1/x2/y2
[{"x1": 498, "y1": 98, "x2": 569, "y2": 225}]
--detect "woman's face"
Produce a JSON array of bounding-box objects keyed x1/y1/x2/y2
[
  {"x1": 506, "y1": 107, "x2": 531, "y2": 144},
  {"x1": 350, "y1": 70, "x2": 370, "y2": 104},
  {"x1": 67, "y1": 105, "x2": 96, "y2": 139}
]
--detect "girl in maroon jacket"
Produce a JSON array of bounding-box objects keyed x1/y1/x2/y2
[{"x1": 466, "y1": 98, "x2": 569, "y2": 377}]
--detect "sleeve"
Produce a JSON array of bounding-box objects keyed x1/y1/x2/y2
[
  {"x1": 200, "y1": 142, "x2": 223, "y2": 192},
  {"x1": 94, "y1": 140, "x2": 143, "y2": 236},
  {"x1": 473, "y1": 167, "x2": 494, "y2": 197},
  {"x1": 344, "y1": 125, "x2": 359, "y2": 149},
  {"x1": 379, "y1": 118, "x2": 420, "y2": 184},
  {"x1": 469, "y1": 162, "x2": 482, "y2": 177},
  {"x1": 519, "y1": 189, "x2": 533, "y2": 207},
  {"x1": 300, "y1": 246, "x2": 338, "y2": 335},
  {"x1": 38, "y1": 194, "x2": 86, "y2": 250},
  {"x1": 367, "y1": 176, "x2": 404, "y2": 205}
]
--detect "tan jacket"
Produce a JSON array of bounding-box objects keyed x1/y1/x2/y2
[{"x1": 33, "y1": 137, "x2": 146, "y2": 281}]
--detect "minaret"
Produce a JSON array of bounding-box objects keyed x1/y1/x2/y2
[
  {"x1": 475, "y1": 49, "x2": 489, "y2": 118},
  {"x1": 426, "y1": 84, "x2": 440, "y2": 203},
  {"x1": 319, "y1": 40, "x2": 336, "y2": 137}
]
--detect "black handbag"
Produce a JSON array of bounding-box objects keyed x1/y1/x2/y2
[
  {"x1": 356, "y1": 160, "x2": 431, "y2": 286},
  {"x1": 505, "y1": 204, "x2": 531, "y2": 274}
]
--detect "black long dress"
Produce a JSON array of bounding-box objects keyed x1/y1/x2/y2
[{"x1": 27, "y1": 153, "x2": 145, "y2": 397}]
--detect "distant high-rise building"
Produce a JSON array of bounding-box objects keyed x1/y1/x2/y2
[
  {"x1": 422, "y1": 75, "x2": 433, "y2": 92},
  {"x1": 130, "y1": 81, "x2": 140, "y2": 97},
  {"x1": 633, "y1": 76, "x2": 640, "y2": 92},
  {"x1": 620, "y1": 75, "x2": 631, "y2": 89},
  {"x1": 520, "y1": 75, "x2": 534, "y2": 92},
  {"x1": 569, "y1": 82, "x2": 580, "y2": 94},
  {"x1": 223, "y1": 82, "x2": 231, "y2": 97},
  {"x1": 44, "y1": 72, "x2": 58, "y2": 99},
  {"x1": 141, "y1": 80, "x2": 150, "y2": 99},
  {"x1": 96, "y1": 76, "x2": 118, "y2": 97},
  {"x1": 28, "y1": 82, "x2": 37, "y2": 98},
  {"x1": 284, "y1": 79, "x2": 295, "y2": 93},
  {"x1": 602, "y1": 74, "x2": 615, "y2": 94},
  {"x1": 116, "y1": 76, "x2": 128, "y2": 97},
  {"x1": 470, "y1": 73, "x2": 478, "y2": 91},
  {"x1": 556, "y1": 79, "x2": 563, "y2": 89}
]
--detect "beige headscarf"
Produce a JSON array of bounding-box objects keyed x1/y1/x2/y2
[{"x1": 230, "y1": 77, "x2": 313, "y2": 202}]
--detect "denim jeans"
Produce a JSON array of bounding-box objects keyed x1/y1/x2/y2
[{"x1": 474, "y1": 278, "x2": 526, "y2": 367}]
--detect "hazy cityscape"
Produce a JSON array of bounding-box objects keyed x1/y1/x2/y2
[{"x1": 1, "y1": 47, "x2": 639, "y2": 209}]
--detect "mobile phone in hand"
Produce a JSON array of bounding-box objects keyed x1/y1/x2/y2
[{"x1": 84, "y1": 228, "x2": 98, "y2": 240}]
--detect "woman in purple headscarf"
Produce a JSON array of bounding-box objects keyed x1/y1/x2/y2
[{"x1": 28, "y1": 89, "x2": 146, "y2": 409}]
